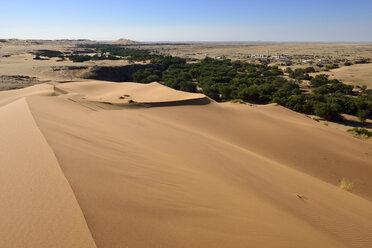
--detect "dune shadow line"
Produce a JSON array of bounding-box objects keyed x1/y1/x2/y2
[{"x1": 145, "y1": 97, "x2": 212, "y2": 107}]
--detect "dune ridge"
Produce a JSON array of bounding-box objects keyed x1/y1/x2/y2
[
  {"x1": 0, "y1": 83, "x2": 54, "y2": 107},
  {"x1": 1, "y1": 81, "x2": 372, "y2": 247}
]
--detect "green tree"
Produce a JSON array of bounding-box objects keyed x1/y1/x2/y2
[
  {"x1": 310, "y1": 74, "x2": 329, "y2": 88},
  {"x1": 314, "y1": 102, "x2": 341, "y2": 120},
  {"x1": 356, "y1": 109, "x2": 370, "y2": 123}
]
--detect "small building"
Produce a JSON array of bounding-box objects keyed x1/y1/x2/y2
[
  {"x1": 280, "y1": 58, "x2": 290, "y2": 63},
  {"x1": 303, "y1": 60, "x2": 314, "y2": 64}
]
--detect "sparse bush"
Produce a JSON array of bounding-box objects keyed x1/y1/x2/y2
[
  {"x1": 284, "y1": 67, "x2": 293, "y2": 73},
  {"x1": 355, "y1": 59, "x2": 371, "y2": 64},
  {"x1": 340, "y1": 178, "x2": 353, "y2": 191},
  {"x1": 305, "y1": 67, "x2": 316, "y2": 73},
  {"x1": 344, "y1": 62, "x2": 352, "y2": 66},
  {"x1": 230, "y1": 99, "x2": 246, "y2": 104},
  {"x1": 347, "y1": 128, "x2": 372, "y2": 138},
  {"x1": 324, "y1": 64, "x2": 339, "y2": 70}
]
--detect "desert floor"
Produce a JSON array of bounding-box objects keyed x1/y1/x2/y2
[
  {"x1": 311, "y1": 63, "x2": 372, "y2": 88},
  {"x1": 158, "y1": 42, "x2": 372, "y2": 60}
]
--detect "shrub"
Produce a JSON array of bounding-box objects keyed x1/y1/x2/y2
[
  {"x1": 324, "y1": 64, "x2": 339, "y2": 70},
  {"x1": 284, "y1": 67, "x2": 293, "y2": 73},
  {"x1": 356, "y1": 109, "x2": 370, "y2": 123},
  {"x1": 305, "y1": 67, "x2": 316, "y2": 73},
  {"x1": 230, "y1": 99, "x2": 246, "y2": 104},
  {"x1": 344, "y1": 62, "x2": 353, "y2": 66},
  {"x1": 347, "y1": 128, "x2": 372, "y2": 138},
  {"x1": 340, "y1": 178, "x2": 353, "y2": 191}
]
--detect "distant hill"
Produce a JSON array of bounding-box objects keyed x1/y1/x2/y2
[{"x1": 112, "y1": 38, "x2": 138, "y2": 45}]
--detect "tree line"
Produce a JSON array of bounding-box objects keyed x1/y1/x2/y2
[{"x1": 132, "y1": 57, "x2": 372, "y2": 122}]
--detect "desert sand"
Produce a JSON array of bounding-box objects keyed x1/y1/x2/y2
[
  {"x1": 0, "y1": 85, "x2": 96, "y2": 248},
  {"x1": 312, "y1": 63, "x2": 372, "y2": 88},
  {"x1": 1, "y1": 81, "x2": 372, "y2": 247}
]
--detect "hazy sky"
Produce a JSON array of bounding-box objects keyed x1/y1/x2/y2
[{"x1": 1, "y1": 0, "x2": 372, "y2": 41}]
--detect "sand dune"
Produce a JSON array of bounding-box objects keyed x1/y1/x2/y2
[
  {"x1": 0, "y1": 97, "x2": 96, "y2": 248},
  {"x1": 55, "y1": 81, "x2": 208, "y2": 105},
  {"x1": 1, "y1": 81, "x2": 372, "y2": 247}
]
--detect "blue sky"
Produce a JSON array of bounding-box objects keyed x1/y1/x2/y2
[{"x1": 1, "y1": 0, "x2": 372, "y2": 41}]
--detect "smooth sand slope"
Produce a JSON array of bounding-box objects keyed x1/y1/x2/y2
[
  {"x1": 0, "y1": 94, "x2": 96, "y2": 248},
  {"x1": 1, "y1": 81, "x2": 372, "y2": 248}
]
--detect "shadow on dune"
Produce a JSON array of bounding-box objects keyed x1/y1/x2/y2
[
  {"x1": 145, "y1": 97, "x2": 212, "y2": 107},
  {"x1": 336, "y1": 117, "x2": 372, "y2": 129}
]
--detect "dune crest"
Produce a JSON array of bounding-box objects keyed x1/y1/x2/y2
[{"x1": 0, "y1": 97, "x2": 96, "y2": 248}]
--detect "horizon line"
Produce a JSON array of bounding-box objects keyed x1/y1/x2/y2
[{"x1": 2, "y1": 38, "x2": 372, "y2": 43}]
